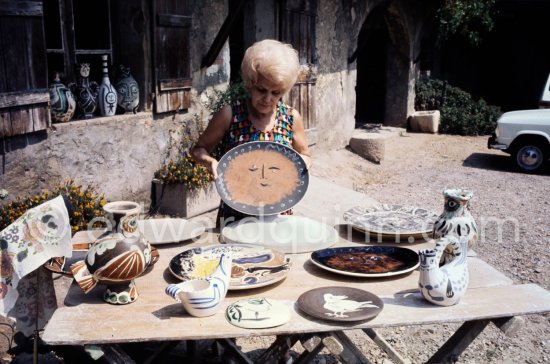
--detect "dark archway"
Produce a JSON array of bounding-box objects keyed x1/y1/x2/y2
[{"x1": 355, "y1": 6, "x2": 389, "y2": 126}]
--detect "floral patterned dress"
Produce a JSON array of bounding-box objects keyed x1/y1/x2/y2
[{"x1": 217, "y1": 99, "x2": 296, "y2": 227}]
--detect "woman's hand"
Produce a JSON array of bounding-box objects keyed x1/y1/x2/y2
[{"x1": 191, "y1": 146, "x2": 220, "y2": 179}]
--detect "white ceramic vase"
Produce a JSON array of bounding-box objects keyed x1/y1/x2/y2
[{"x1": 165, "y1": 253, "x2": 231, "y2": 317}]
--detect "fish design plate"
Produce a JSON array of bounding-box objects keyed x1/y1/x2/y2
[
  {"x1": 343, "y1": 205, "x2": 439, "y2": 241},
  {"x1": 215, "y1": 141, "x2": 309, "y2": 215},
  {"x1": 297, "y1": 286, "x2": 384, "y2": 322},
  {"x1": 310, "y1": 246, "x2": 419, "y2": 278},
  {"x1": 169, "y1": 244, "x2": 291, "y2": 290}
]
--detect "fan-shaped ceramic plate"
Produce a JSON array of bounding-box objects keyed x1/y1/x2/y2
[
  {"x1": 220, "y1": 215, "x2": 339, "y2": 254},
  {"x1": 226, "y1": 298, "x2": 291, "y2": 329},
  {"x1": 137, "y1": 218, "x2": 205, "y2": 245},
  {"x1": 215, "y1": 141, "x2": 309, "y2": 215},
  {"x1": 297, "y1": 286, "x2": 384, "y2": 322},
  {"x1": 343, "y1": 205, "x2": 438, "y2": 241},
  {"x1": 310, "y1": 246, "x2": 419, "y2": 278},
  {"x1": 169, "y1": 244, "x2": 291, "y2": 290}
]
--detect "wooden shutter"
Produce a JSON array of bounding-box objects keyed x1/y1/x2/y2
[
  {"x1": 0, "y1": 1, "x2": 50, "y2": 137},
  {"x1": 279, "y1": 0, "x2": 317, "y2": 131},
  {"x1": 152, "y1": 0, "x2": 192, "y2": 114}
]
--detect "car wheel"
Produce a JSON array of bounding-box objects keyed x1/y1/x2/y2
[{"x1": 512, "y1": 143, "x2": 547, "y2": 173}]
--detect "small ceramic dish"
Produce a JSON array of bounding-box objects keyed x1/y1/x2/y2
[
  {"x1": 297, "y1": 286, "x2": 384, "y2": 322},
  {"x1": 226, "y1": 298, "x2": 291, "y2": 329}
]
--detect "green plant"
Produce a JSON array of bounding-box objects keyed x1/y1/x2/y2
[
  {"x1": 203, "y1": 79, "x2": 249, "y2": 113},
  {"x1": 0, "y1": 180, "x2": 106, "y2": 234},
  {"x1": 436, "y1": 0, "x2": 497, "y2": 46},
  {"x1": 415, "y1": 78, "x2": 502, "y2": 136}
]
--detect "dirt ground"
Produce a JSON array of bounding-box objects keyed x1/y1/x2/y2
[{"x1": 1, "y1": 130, "x2": 549, "y2": 363}]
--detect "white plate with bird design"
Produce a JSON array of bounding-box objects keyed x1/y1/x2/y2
[
  {"x1": 343, "y1": 204, "x2": 439, "y2": 241},
  {"x1": 297, "y1": 286, "x2": 384, "y2": 322}
]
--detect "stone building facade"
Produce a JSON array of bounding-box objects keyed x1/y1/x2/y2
[{"x1": 0, "y1": 0, "x2": 437, "y2": 205}]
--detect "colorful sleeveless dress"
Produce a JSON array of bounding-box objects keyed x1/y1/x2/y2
[{"x1": 217, "y1": 98, "x2": 296, "y2": 227}]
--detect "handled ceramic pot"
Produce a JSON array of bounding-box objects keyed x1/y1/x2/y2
[
  {"x1": 165, "y1": 253, "x2": 232, "y2": 317},
  {"x1": 71, "y1": 201, "x2": 152, "y2": 305}
]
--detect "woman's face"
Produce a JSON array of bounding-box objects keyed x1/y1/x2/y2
[{"x1": 248, "y1": 75, "x2": 283, "y2": 115}]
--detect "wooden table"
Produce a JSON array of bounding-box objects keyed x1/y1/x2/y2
[{"x1": 42, "y1": 229, "x2": 550, "y2": 364}]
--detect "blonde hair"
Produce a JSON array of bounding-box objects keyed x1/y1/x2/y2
[{"x1": 241, "y1": 39, "x2": 300, "y2": 94}]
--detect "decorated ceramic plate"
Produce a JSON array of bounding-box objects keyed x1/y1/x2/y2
[
  {"x1": 220, "y1": 215, "x2": 339, "y2": 254},
  {"x1": 226, "y1": 298, "x2": 291, "y2": 329},
  {"x1": 343, "y1": 205, "x2": 438, "y2": 241},
  {"x1": 310, "y1": 246, "x2": 419, "y2": 278},
  {"x1": 44, "y1": 245, "x2": 160, "y2": 277},
  {"x1": 215, "y1": 141, "x2": 309, "y2": 215},
  {"x1": 169, "y1": 244, "x2": 291, "y2": 290},
  {"x1": 137, "y1": 218, "x2": 205, "y2": 245},
  {"x1": 297, "y1": 286, "x2": 384, "y2": 322}
]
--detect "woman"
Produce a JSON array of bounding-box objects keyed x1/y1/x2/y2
[{"x1": 191, "y1": 39, "x2": 312, "y2": 228}]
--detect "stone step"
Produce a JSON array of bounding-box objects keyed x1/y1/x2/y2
[{"x1": 349, "y1": 125, "x2": 404, "y2": 164}]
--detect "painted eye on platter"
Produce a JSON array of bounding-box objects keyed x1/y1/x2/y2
[
  {"x1": 249, "y1": 165, "x2": 258, "y2": 171},
  {"x1": 268, "y1": 166, "x2": 280, "y2": 173}
]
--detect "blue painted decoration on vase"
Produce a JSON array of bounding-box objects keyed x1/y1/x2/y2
[
  {"x1": 49, "y1": 72, "x2": 76, "y2": 123},
  {"x1": 98, "y1": 55, "x2": 118, "y2": 116},
  {"x1": 72, "y1": 63, "x2": 98, "y2": 119},
  {"x1": 115, "y1": 65, "x2": 139, "y2": 114}
]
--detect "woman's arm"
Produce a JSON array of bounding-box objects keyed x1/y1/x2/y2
[
  {"x1": 291, "y1": 109, "x2": 313, "y2": 170},
  {"x1": 191, "y1": 104, "x2": 233, "y2": 178}
]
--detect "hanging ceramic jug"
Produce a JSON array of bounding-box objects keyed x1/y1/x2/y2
[
  {"x1": 165, "y1": 253, "x2": 232, "y2": 317},
  {"x1": 98, "y1": 54, "x2": 118, "y2": 116},
  {"x1": 418, "y1": 235, "x2": 469, "y2": 306},
  {"x1": 72, "y1": 63, "x2": 98, "y2": 119},
  {"x1": 71, "y1": 201, "x2": 152, "y2": 305},
  {"x1": 49, "y1": 72, "x2": 76, "y2": 123},
  {"x1": 115, "y1": 65, "x2": 139, "y2": 114}
]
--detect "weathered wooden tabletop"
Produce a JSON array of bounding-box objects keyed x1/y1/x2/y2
[{"x1": 41, "y1": 229, "x2": 550, "y2": 347}]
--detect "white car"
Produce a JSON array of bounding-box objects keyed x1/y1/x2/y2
[{"x1": 488, "y1": 108, "x2": 550, "y2": 173}]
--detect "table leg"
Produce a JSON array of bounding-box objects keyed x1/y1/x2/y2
[
  {"x1": 427, "y1": 320, "x2": 490, "y2": 364},
  {"x1": 255, "y1": 334, "x2": 301, "y2": 364},
  {"x1": 363, "y1": 328, "x2": 408, "y2": 364},
  {"x1": 216, "y1": 338, "x2": 254, "y2": 364},
  {"x1": 325, "y1": 331, "x2": 373, "y2": 364}
]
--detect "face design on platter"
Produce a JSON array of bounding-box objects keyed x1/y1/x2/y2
[
  {"x1": 249, "y1": 76, "x2": 283, "y2": 115},
  {"x1": 223, "y1": 150, "x2": 299, "y2": 207}
]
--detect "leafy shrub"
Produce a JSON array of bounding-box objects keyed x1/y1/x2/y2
[
  {"x1": 415, "y1": 78, "x2": 502, "y2": 136},
  {"x1": 0, "y1": 180, "x2": 106, "y2": 234}
]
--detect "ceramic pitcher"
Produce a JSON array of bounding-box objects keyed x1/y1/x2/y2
[
  {"x1": 418, "y1": 235, "x2": 469, "y2": 306},
  {"x1": 71, "y1": 201, "x2": 152, "y2": 305},
  {"x1": 165, "y1": 253, "x2": 232, "y2": 317}
]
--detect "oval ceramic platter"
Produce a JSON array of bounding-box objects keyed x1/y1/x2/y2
[
  {"x1": 297, "y1": 286, "x2": 384, "y2": 323},
  {"x1": 137, "y1": 218, "x2": 205, "y2": 245},
  {"x1": 220, "y1": 215, "x2": 339, "y2": 254},
  {"x1": 310, "y1": 246, "x2": 419, "y2": 278},
  {"x1": 343, "y1": 205, "x2": 439, "y2": 241},
  {"x1": 215, "y1": 141, "x2": 309, "y2": 215},
  {"x1": 169, "y1": 244, "x2": 291, "y2": 290}
]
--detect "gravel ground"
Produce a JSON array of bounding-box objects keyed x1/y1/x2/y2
[
  {"x1": 1, "y1": 131, "x2": 549, "y2": 363},
  {"x1": 235, "y1": 131, "x2": 550, "y2": 363}
]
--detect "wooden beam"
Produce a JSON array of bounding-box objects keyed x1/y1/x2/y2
[
  {"x1": 201, "y1": 0, "x2": 249, "y2": 68},
  {"x1": 427, "y1": 320, "x2": 490, "y2": 364}
]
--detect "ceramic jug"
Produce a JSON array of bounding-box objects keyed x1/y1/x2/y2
[
  {"x1": 98, "y1": 55, "x2": 118, "y2": 116},
  {"x1": 418, "y1": 235, "x2": 469, "y2": 306},
  {"x1": 165, "y1": 253, "x2": 232, "y2": 317},
  {"x1": 115, "y1": 65, "x2": 139, "y2": 114},
  {"x1": 72, "y1": 63, "x2": 98, "y2": 119},
  {"x1": 49, "y1": 72, "x2": 76, "y2": 123},
  {"x1": 71, "y1": 201, "x2": 152, "y2": 305},
  {"x1": 432, "y1": 188, "x2": 478, "y2": 264}
]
